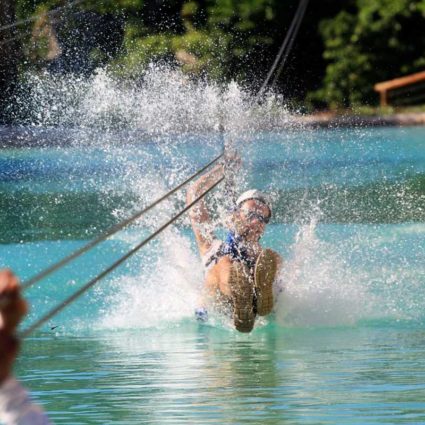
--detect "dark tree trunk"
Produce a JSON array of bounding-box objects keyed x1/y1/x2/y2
[{"x1": 0, "y1": 0, "x2": 21, "y2": 124}]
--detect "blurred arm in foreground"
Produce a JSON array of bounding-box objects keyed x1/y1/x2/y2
[{"x1": 0, "y1": 269, "x2": 52, "y2": 425}]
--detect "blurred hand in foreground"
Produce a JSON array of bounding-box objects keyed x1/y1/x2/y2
[{"x1": 0, "y1": 269, "x2": 28, "y2": 384}]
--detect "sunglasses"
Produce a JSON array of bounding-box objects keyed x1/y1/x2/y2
[{"x1": 241, "y1": 209, "x2": 271, "y2": 224}]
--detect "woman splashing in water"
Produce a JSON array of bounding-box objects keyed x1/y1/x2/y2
[{"x1": 187, "y1": 154, "x2": 282, "y2": 332}]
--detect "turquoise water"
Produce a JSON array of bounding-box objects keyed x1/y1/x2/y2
[{"x1": 1, "y1": 126, "x2": 425, "y2": 424}]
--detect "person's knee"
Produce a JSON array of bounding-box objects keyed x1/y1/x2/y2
[{"x1": 263, "y1": 248, "x2": 282, "y2": 269}]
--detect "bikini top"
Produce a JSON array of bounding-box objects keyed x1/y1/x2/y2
[{"x1": 203, "y1": 231, "x2": 256, "y2": 270}]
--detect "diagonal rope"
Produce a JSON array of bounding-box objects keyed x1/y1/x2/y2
[
  {"x1": 0, "y1": 14, "x2": 65, "y2": 47},
  {"x1": 255, "y1": 0, "x2": 309, "y2": 102},
  {"x1": 20, "y1": 175, "x2": 224, "y2": 338},
  {"x1": 0, "y1": 28, "x2": 32, "y2": 47},
  {"x1": 0, "y1": 0, "x2": 87, "y2": 34},
  {"x1": 22, "y1": 151, "x2": 224, "y2": 291},
  {"x1": 270, "y1": 0, "x2": 309, "y2": 90}
]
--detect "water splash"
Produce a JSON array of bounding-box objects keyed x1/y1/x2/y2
[
  {"x1": 96, "y1": 227, "x2": 203, "y2": 330},
  {"x1": 274, "y1": 221, "x2": 425, "y2": 327},
  {"x1": 3, "y1": 66, "x2": 423, "y2": 333},
  {"x1": 14, "y1": 66, "x2": 291, "y2": 135},
  {"x1": 275, "y1": 221, "x2": 378, "y2": 327}
]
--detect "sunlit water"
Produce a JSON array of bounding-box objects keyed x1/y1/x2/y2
[{"x1": 1, "y1": 70, "x2": 425, "y2": 424}]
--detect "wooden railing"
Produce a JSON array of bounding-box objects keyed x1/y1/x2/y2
[{"x1": 374, "y1": 71, "x2": 425, "y2": 106}]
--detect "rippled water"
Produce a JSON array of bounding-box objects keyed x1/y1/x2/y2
[
  {"x1": 1, "y1": 70, "x2": 425, "y2": 424},
  {"x1": 1, "y1": 126, "x2": 424, "y2": 424},
  {"x1": 19, "y1": 326, "x2": 425, "y2": 424}
]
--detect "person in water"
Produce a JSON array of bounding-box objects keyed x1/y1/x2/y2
[
  {"x1": 0, "y1": 268, "x2": 51, "y2": 425},
  {"x1": 187, "y1": 156, "x2": 282, "y2": 332}
]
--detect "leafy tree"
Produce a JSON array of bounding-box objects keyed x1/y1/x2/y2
[
  {"x1": 9, "y1": 0, "x2": 425, "y2": 109},
  {"x1": 312, "y1": 0, "x2": 425, "y2": 107},
  {"x1": 114, "y1": 0, "x2": 277, "y2": 81}
]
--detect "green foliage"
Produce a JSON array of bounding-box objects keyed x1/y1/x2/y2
[
  {"x1": 112, "y1": 33, "x2": 170, "y2": 78},
  {"x1": 110, "y1": 0, "x2": 277, "y2": 82},
  {"x1": 12, "y1": 0, "x2": 425, "y2": 108},
  {"x1": 312, "y1": 0, "x2": 425, "y2": 107},
  {"x1": 80, "y1": 0, "x2": 141, "y2": 14}
]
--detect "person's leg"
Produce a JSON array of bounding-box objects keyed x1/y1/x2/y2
[
  {"x1": 254, "y1": 249, "x2": 281, "y2": 316},
  {"x1": 205, "y1": 257, "x2": 255, "y2": 332},
  {"x1": 228, "y1": 261, "x2": 255, "y2": 332}
]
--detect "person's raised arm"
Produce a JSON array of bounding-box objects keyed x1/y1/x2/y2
[
  {"x1": 186, "y1": 151, "x2": 242, "y2": 255},
  {"x1": 186, "y1": 163, "x2": 224, "y2": 255}
]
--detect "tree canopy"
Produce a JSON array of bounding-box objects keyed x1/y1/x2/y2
[{"x1": 8, "y1": 0, "x2": 425, "y2": 108}]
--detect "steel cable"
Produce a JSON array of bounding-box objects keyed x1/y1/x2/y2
[
  {"x1": 270, "y1": 0, "x2": 309, "y2": 90},
  {"x1": 0, "y1": 14, "x2": 66, "y2": 47},
  {"x1": 255, "y1": 0, "x2": 309, "y2": 102},
  {"x1": 20, "y1": 175, "x2": 224, "y2": 338},
  {"x1": 0, "y1": 0, "x2": 87, "y2": 34},
  {"x1": 22, "y1": 151, "x2": 224, "y2": 292}
]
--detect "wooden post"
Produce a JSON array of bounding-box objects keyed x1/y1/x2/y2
[{"x1": 379, "y1": 90, "x2": 388, "y2": 107}]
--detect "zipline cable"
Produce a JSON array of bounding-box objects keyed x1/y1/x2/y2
[
  {"x1": 22, "y1": 151, "x2": 224, "y2": 292},
  {"x1": 0, "y1": 31, "x2": 31, "y2": 48},
  {"x1": 218, "y1": 115, "x2": 237, "y2": 209},
  {"x1": 255, "y1": 0, "x2": 309, "y2": 102},
  {"x1": 270, "y1": 0, "x2": 309, "y2": 90},
  {"x1": 20, "y1": 174, "x2": 224, "y2": 338},
  {"x1": 0, "y1": 24, "x2": 32, "y2": 46},
  {"x1": 0, "y1": 13, "x2": 73, "y2": 47},
  {"x1": 0, "y1": 0, "x2": 87, "y2": 34}
]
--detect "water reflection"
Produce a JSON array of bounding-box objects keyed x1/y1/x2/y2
[{"x1": 17, "y1": 325, "x2": 425, "y2": 424}]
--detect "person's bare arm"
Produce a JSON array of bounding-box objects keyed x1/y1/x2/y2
[
  {"x1": 186, "y1": 163, "x2": 224, "y2": 256},
  {"x1": 0, "y1": 269, "x2": 27, "y2": 384},
  {"x1": 187, "y1": 150, "x2": 242, "y2": 256},
  {"x1": 0, "y1": 270, "x2": 53, "y2": 425}
]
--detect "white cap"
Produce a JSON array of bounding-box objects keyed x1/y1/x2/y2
[{"x1": 236, "y1": 189, "x2": 272, "y2": 215}]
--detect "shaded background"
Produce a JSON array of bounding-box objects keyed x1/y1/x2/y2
[{"x1": 1, "y1": 0, "x2": 425, "y2": 123}]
